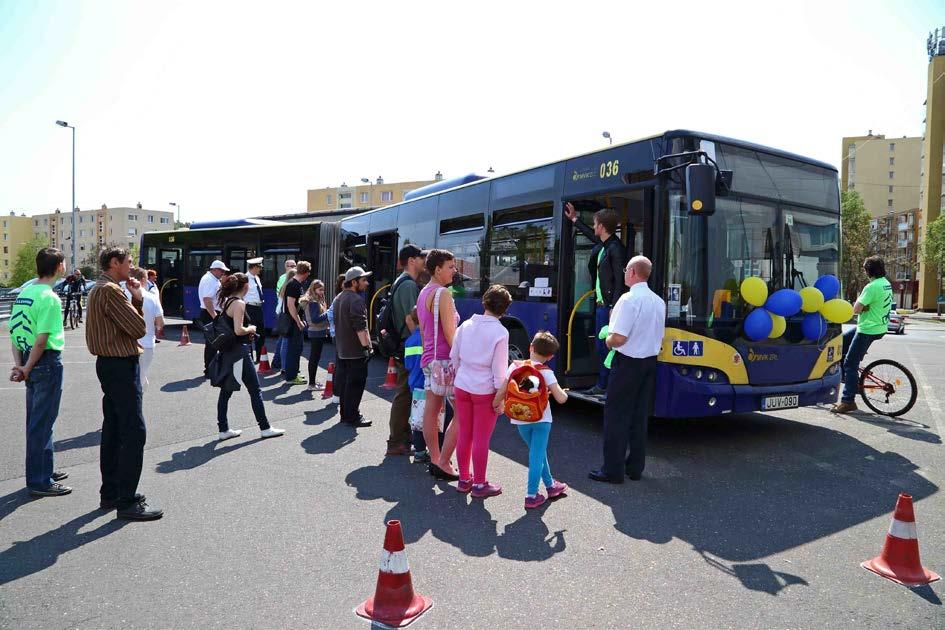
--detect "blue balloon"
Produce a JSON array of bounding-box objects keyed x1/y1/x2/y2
[
  {"x1": 764, "y1": 289, "x2": 803, "y2": 317},
  {"x1": 814, "y1": 275, "x2": 840, "y2": 301},
  {"x1": 744, "y1": 308, "x2": 773, "y2": 341},
  {"x1": 802, "y1": 312, "x2": 827, "y2": 340}
]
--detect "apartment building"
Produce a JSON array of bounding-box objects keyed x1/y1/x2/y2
[
  {"x1": 1, "y1": 212, "x2": 34, "y2": 284},
  {"x1": 870, "y1": 208, "x2": 922, "y2": 308},
  {"x1": 306, "y1": 173, "x2": 443, "y2": 213},
  {"x1": 840, "y1": 132, "x2": 922, "y2": 218},
  {"x1": 31, "y1": 203, "x2": 173, "y2": 269},
  {"x1": 917, "y1": 28, "x2": 945, "y2": 309}
]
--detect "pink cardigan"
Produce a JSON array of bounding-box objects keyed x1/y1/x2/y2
[{"x1": 450, "y1": 314, "x2": 509, "y2": 395}]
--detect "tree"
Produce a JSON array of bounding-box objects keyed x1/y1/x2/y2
[
  {"x1": 10, "y1": 235, "x2": 50, "y2": 286},
  {"x1": 921, "y1": 213, "x2": 945, "y2": 298},
  {"x1": 78, "y1": 241, "x2": 140, "y2": 278},
  {"x1": 840, "y1": 189, "x2": 871, "y2": 301}
]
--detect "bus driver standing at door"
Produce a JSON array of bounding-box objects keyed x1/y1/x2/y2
[{"x1": 564, "y1": 202, "x2": 627, "y2": 397}]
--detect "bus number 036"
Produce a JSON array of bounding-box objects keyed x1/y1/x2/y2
[{"x1": 599, "y1": 160, "x2": 620, "y2": 178}]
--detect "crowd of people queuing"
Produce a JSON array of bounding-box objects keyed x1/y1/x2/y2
[{"x1": 9, "y1": 226, "x2": 674, "y2": 520}]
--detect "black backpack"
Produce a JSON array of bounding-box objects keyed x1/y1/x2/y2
[{"x1": 376, "y1": 275, "x2": 413, "y2": 359}]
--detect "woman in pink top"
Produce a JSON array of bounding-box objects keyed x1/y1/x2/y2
[
  {"x1": 450, "y1": 285, "x2": 511, "y2": 498},
  {"x1": 417, "y1": 249, "x2": 461, "y2": 480}
]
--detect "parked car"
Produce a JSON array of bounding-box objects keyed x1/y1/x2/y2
[
  {"x1": 8, "y1": 278, "x2": 38, "y2": 296},
  {"x1": 888, "y1": 310, "x2": 906, "y2": 334}
]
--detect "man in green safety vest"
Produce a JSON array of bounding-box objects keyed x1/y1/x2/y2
[{"x1": 565, "y1": 202, "x2": 627, "y2": 397}]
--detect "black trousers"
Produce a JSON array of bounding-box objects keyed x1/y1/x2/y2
[
  {"x1": 602, "y1": 353, "x2": 657, "y2": 479},
  {"x1": 335, "y1": 357, "x2": 368, "y2": 423},
  {"x1": 199, "y1": 310, "x2": 217, "y2": 373},
  {"x1": 245, "y1": 304, "x2": 265, "y2": 361},
  {"x1": 96, "y1": 356, "x2": 146, "y2": 505},
  {"x1": 307, "y1": 335, "x2": 327, "y2": 383}
]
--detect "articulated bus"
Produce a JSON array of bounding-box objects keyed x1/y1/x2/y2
[
  {"x1": 140, "y1": 219, "x2": 341, "y2": 329},
  {"x1": 339, "y1": 130, "x2": 843, "y2": 418}
]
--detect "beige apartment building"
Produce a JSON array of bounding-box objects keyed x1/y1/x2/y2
[
  {"x1": 917, "y1": 29, "x2": 945, "y2": 310},
  {"x1": 1, "y1": 212, "x2": 35, "y2": 284},
  {"x1": 31, "y1": 204, "x2": 174, "y2": 269},
  {"x1": 840, "y1": 132, "x2": 922, "y2": 218},
  {"x1": 307, "y1": 173, "x2": 443, "y2": 213}
]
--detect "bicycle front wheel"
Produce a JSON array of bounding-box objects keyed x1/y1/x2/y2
[{"x1": 859, "y1": 359, "x2": 917, "y2": 417}]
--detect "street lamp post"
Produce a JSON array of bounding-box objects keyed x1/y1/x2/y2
[
  {"x1": 55, "y1": 120, "x2": 77, "y2": 269},
  {"x1": 602, "y1": 131, "x2": 612, "y2": 145},
  {"x1": 360, "y1": 178, "x2": 374, "y2": 209},
  {"x1": 170, "y1": 202, "x2": 180, "y2": 225}
]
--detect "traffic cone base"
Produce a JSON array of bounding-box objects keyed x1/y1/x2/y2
[
  {"x1": 179, "y1": 325, "x2": 192, "y2": 346},
  {"x1": 257, "y1": 345, "x2": 272, "y2": 373},
  {"x1": 355, "y1": 520, "x2": 433, "y2": 628},
  {"x1": 862, "y1": 493, "x2": 940, "y2": 586},
  {"x1": 381, "y1": 357, "x2": 398, "y2": 390},
  {"x1": 322, "y1": 362, "x2": 335, "y2": 400}
]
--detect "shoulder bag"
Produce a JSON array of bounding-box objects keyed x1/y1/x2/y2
[
  {"x1": 427, "y1": 286, "x2": 455, "y2": 398},
  {"x1": 203, "y1": 297, "x2": 238, "y2": 351}
]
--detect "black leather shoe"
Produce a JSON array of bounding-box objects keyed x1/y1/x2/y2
[
  {"x1": 428, "y1": 464, "x2": 460, "y2": 481},
  {"x1": 588, "y1": 469, "x2": 623, "y2": 484},
  {"x1": 625, "y1": 471, "x2": 642, "y2": 481},
  {"x1": 343, "y1": 416, "x2": 372, "y2": 428},
  {"x1": 100, "y1": 493, "x2": 145, "y2": 510},
  {"x1": 116, "y1": 500, "x2": 163, "y2": 521},
  {"x1": 52, "y1": 471, "x2": 69, "y2": 482},
  {"x1": 29, "y1": 483, "x2": 72, "y2": 497}
]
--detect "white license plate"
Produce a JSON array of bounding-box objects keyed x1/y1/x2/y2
[{"x1": 762, "y1": 394, "x2": 799, "y2": 411}]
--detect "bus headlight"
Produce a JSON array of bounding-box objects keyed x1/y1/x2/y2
[
  {"x1": 695, "y1": 369, "x2": 703, "y2": 380},
  {"x1": 708, "y1": 397, "x2": 717, "y2": 407},
  {"x1": 827, "y1": 363, "x2": 840, "y2": 375},
  {"x1": 680, "y1": 367, "x2": 689, "y2": 376},
  {"x1": 707, "y1": 371, "x2": 718, "y2": 382}
]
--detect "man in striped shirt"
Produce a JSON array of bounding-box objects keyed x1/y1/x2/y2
[{"x1": 86, "y1": 247, "x2": 162, "y2": 521}]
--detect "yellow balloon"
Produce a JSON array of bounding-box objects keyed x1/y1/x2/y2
[
  {"x1": 741, "y1": 277, "x2": 768, "y2": 307},
  {"x1": 821, "y1": 299, "x2": 854, "y2": 324},
  {"x1": 768, "y1": 313, "x2": 786, "y2": 338},
  {"x1": 799, "y1": 286, "x2": 825, "y2": 313}
]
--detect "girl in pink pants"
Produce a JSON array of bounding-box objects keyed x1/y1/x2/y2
[{"x1": 449, "y1": 285, "x2": 512, "y2": 498}]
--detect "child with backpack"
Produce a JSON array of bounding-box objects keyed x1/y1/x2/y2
[
  {"x1": 404, "y1": 308, "x2": 431, "y2": 462},
  {"x1": 502, "y1": 331, "x2": 569, "y2": 509}
]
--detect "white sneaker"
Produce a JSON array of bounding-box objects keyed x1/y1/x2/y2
[
  {"x1": 260, "y1": 427, "x2": 285, "y2": 439},
  {"x1": 219, "y1": 429, "x2": 243, "y2": 441}
]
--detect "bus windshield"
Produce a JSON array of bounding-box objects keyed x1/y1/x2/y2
[{"x1": 666, "y1": 157, "x2": 839, "y2": 342}]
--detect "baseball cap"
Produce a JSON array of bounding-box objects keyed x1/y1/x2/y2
[
  {"x1": 209, "y1": 260, "x2": 230, "y2": 271},
  {"x1": 399, "y1": 244, "x2": 428, "y2": 262},
  {"x1": 343, "y1": 266, "x2": 373, "y2": 283}
]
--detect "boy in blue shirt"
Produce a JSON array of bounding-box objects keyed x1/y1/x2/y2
[{"x1": 403, "y1": 309, "x2": 428, "y2": 462}]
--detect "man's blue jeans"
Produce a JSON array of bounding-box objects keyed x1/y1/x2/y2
[
  {"x1": 284, "y1": 327, "x2": 304, "y2": 380},
  {"x1": 271, "y1": 336, "x2": 287, "y2": 370},
  {"x1": 841, "y1": 328, "x2": 884, "y2": 402},
  {"x1": 25, "y1": 351, "x2": 63, "y2": 490}
]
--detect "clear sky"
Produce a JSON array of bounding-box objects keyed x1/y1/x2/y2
[{"x1": 0, "y1": 0, "x2": 940, "y2": 221}]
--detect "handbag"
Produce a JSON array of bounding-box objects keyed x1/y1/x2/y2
[
  {"x1": 202, "y1": 298, "x2": 238, "y2": 351},
  {"x1": 273, "y1": 311, "x2": 293, "y2": 337},
  {"x1": 427, "y1": 286, "x2": 455, "y2": 398},
  {"x1": 409, "y1": 388, "x2": 445, "y2": 432}
]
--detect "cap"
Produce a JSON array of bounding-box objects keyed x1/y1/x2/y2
[
  {"x1": 399, "y1": 243, "x2": 428, "y2": 260},
  {"x1": 209, "y1": 260, "x2": 230, "y2": 271},
  {"x1": 248, "y1": 257, "x2": 264, "y2": 266},
  {"x1": 343, "y1": 266, "x2": 373, "y2": 283}
]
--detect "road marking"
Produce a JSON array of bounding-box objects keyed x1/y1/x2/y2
[{"x1": 905, "y1": 345, "x2": 945, "y2": 440}]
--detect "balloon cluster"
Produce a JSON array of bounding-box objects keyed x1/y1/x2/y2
[{"x1": 739, "y1": 275, "x2": 852, "y2": 342}]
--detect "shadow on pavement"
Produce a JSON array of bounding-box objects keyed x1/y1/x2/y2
[
  {"x1": 300, "y1": 422, "x2": 359, "y2": 455},
  {"x1": 304, "y1": 407, "x2": 337, "y2": 426},
  {"x1": 845, "y1": 413, "x2": 942, "y2": 444},
  {"x1": 700, "y1": 551, "x2": 808, "y2": 595},
  {"x1": 54, "y1": 429, "x2": 102, "y2": 452},
  {"x1": 909, "y1": 584, "x2": 943, "y2": 605},
  {"x1": 160, "y1": 376, "x2": 206, "y2": 393},
  {"x1": 0, "y1": 509, "x2": 127, "y2": 586},
  {"x1": 345, "y1": 459, "x2": 568, "y2": 562},
  {"x1": 155, "y1": 438, "x2": 266, "y2": 473},
  {"x1": 0, "y1": 489, "x2": 33, "y2": 523}
]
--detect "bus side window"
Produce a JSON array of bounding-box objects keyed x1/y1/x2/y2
[{"x1": 489, "y1": 204, "x2": 556, "y2": 301}]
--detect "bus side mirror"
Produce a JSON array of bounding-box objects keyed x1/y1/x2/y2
[{"x1": 686, "y1": 163, "x2": 716, "y2": 216}]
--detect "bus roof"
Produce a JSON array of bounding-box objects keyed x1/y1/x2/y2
[
  {"x1": 341, "y1": 130, "x2": 838, "y2": 222},
  {"x1": 143, "y1": 219, "x2": 324, "y2": 237}
]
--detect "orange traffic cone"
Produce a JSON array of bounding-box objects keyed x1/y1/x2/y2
[
  {"x1": 257, "y1": 345, "x2": 272, "y2": 374},
  {"x1": 179, "y1": 325, "x2": 192, "y2": 347},
  {"x1": 322, "y1": 362, "x2": 335, "y2": 400},
  {"x1": 382, "y1": 357, "x2": 398, "y2": 390},
  {"x1": 355, "y1": 520, "x2": 432, "y2": 627},
  {"x1": 862, "y1": 493, "x2": 940, "y2": 586}
]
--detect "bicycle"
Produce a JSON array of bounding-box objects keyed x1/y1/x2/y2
[
  {"x1": 857, "y1": 358, "x2": 917, "y2": 417},
  {"x1": 65, "y1": 295, "x2": 82, "y2": 330}
]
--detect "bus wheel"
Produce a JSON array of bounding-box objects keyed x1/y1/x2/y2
[{"x1": 507, "y1": 327, "x2": 530, "y2": 362}]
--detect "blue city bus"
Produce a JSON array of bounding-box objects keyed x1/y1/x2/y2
[
  {"x1": 340, "y1": 130, "x2": 843, "y2": 418},
  {"x1": 139, "y1": 219, "x2": 341, "y2": 328}
]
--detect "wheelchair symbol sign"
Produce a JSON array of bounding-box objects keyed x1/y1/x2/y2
[{"x1": 672, "y1": 340, "x2": 704, "y2": 357}]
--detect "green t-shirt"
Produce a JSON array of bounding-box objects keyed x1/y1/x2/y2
[
  {"x1": 9, "y1": 283, "x2": 65, "y2": 353},
  {"x1": 857, "y1": 277, "x2": 893, "y2": 334},
  {"x1": 276, "y1": 272, "x2": 287, "y2": 295}
]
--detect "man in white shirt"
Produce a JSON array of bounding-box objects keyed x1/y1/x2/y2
[
  {"x1": 198, "y1": 260, "x2": 229, "y2": 376},
  {"x1": 245, "y1": 257, "x2": 265, "y2": 363},
  {"x1": 589, "y1": 255, "x2": 666, "y2": 484}
]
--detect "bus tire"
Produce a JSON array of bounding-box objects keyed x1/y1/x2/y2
[{"x1": 502, "y1": 320, "x2": 530, "y2": 362}]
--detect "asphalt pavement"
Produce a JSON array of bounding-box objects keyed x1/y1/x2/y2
[{"x1": 0, "y1": 322, "x2": 943, "y2": 629}]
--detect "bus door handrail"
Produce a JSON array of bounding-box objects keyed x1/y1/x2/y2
[
  {"x1": 566, "y1": 290, "x2": 596, "y2": 373},
  {"x1": 368, "y1": 283, "x2": 391, "y2": 334},
  {"x1": 159, "y1": 279, "x2": 178, "y2": 305}
]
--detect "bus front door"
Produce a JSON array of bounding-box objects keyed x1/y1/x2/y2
[
  {"x1": 367, "y1": 231, "x2": 398, "y2": 333},
  {"x1": 158, "y1": 248, "x2": 183, "y2": 317}
]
